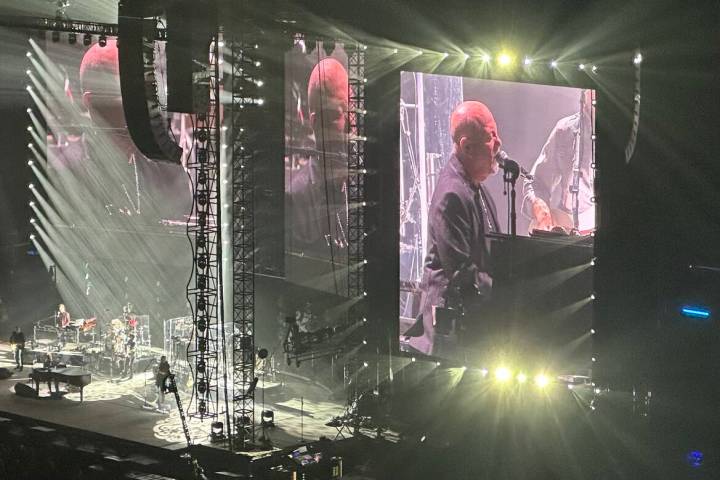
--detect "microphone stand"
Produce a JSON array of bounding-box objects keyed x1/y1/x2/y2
[{"x1": 501, "y1": 160, "x2": 521, "y2": 237}]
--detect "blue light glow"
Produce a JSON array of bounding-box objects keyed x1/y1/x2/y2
[
  {"x1": 681, "y1": 306, "x2": 711, "y2": 319},
  {"x1": 686, "y1": 450, "x2": 703, "y2": 468}
]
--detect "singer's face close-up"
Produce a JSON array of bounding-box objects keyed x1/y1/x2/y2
[{"x1": 460, "y1": 120, "x2": 501, "y2": 183}]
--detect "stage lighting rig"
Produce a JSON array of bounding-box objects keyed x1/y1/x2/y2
[
  {"x1": 83, "y1": 33, "x2": 91, "y2": 46},
  {"x1": 98, "y1": 34, "x2": 107, "y2": 47}
]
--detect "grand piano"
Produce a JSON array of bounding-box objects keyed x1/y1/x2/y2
[{"x1": 29, "y1": 367, "x2": 92, "y2": 402}]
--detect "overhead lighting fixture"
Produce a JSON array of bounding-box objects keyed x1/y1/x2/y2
[
  {"x1": 98, "y1": 35, "x2": 107, "y2": 47},
  {"x1": 535, "y1": 374, "x2": 550, "y2": 388},
  {"x1": 495, "y1": 367, "x2": 511, "y2": 382},
  {"x1": 578, "y1": 63, "x2": 586, "y2": 71},
  {"x1": 83, "y1": 33, "x2": 92, "y2": 46},
  {"x1": 523, "y1": 57, "x2": 533, "y2": 66},
  {"x1": 550, "y1": 60, "x2": 558, "y2": 68},
  {"x1": 517, "y1": 372, "x2": 528, "y2": 383},
  {"x1": 481, "y1": 53, "x2": 491, "y2": 62},
  {"x1": 633, "y1": 52, "x2": 643, "y2": 65},
  {"x1": 68, "y1": 32, "x2": 77, "y2": 45},
  {"x1": 497, "y1": 53, "x2": 512, "y2": 66}
]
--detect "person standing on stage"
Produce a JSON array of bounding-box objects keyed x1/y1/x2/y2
[
  {"x1": 9, "y1": 326, "x2": 26, "y2": 371},
  {"x1": 403, "y1": 101, "x2": 502, "y2": 358},
  {"x1": 123, "y1": 333, "x2": 136, "y2": 379},
  {"x1": 56, "y1": 303, "x2": 71, "y2": 347},
  {"x1": 156, "y1": 355, "x2": 171, "y2": 409}
]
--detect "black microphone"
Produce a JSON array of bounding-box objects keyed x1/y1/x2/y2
[{"x1": 495, "y1": 151, "x2": 533, "y2": 181}]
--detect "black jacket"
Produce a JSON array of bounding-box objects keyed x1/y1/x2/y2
[{"x1": 406, "y1": 154, "x2": 499, "y2": 356}]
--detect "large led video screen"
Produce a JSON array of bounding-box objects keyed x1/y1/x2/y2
[
  {"x1": 284, "y1": 39, "x2": 349, "y2": 296},
  {"x1": 399, "y1": 72, "x2": 595, "y2": 369},
  {"x1": 37, "y1": 34, "x2": 193, "y2": 338}
]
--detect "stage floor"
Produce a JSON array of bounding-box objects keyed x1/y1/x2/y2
[{"x1": 0, "y1": 342, "x2": 349, "y2": 454}]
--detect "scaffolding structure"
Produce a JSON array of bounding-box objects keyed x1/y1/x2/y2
[
  {"x1": 230, "y1": 35, "x2": 259, "y2": 447},
  {"x1": 185, "y1": 38, "x2": 221, "y2": 420}
]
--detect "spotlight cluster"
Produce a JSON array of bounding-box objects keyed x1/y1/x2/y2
[
  {"x1": 489, "y1": 366, "x2": 554, "y2": 389},
  {"x1": 389, "y1": 46, "x2": 639, "y2": 73}
]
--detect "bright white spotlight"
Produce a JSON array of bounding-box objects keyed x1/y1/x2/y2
[
  {"x1": 26, "y1": 108, "x2": 32, "y2": 114},
  {"x1": 535, "y1": 374, "x2": 550, "y2": 388},
  {"x1": 480, "y1": 368, "x2": 488, "y2": 377},
  {"x1": 27, "y1": 126, "x2": 32, "y2": 132},
  {"x1": 578, "y1": 63, "x2": 586, "y2": 71},
  {"x1": 590, "y1": 293, "x2": 596, "y2": 300},
  {"x1": 30, "y1": 217, "x2": 36, "y2": 224},
  {"x1": 254, "y1": 60, "x2": 262, "y2": 67},
  {"x1": 550, "y1": 60, "x2": 558, "y2": 68},
  {"x1": 436, "y1": 361, "x2": 441, "y2": 367},
  {"x1": 25, "y1": 85, "x2": 32, "y2": 91},
  {"x1": 442, "y1": 52, "x2": 449, "y2": 58},
  {"x1": 27, "y1": 143, "x2": 33, "y2": 149},
  {"x1": 481, "y1": 53, "x2": 491, "y2": 62},
  {"x1": 523, "y1": 57, "x2": 532, "y2": 66},
  {"x1": 256, "y1": 80, "x2": 264, "y2": 87},
  {"x1": 392, "y1": 48, "x2": 398, "y2": 54},
  {"x1": 462, "y1": 53, "x2": 469, "y2": 60},
  {"x1": 590, "y1": 328, "x2": 596, "y2": 335},
  {"x1": 29, "y1": 201, "x2": 35, "y2": 207},
  {"x1": 497, "y1": 53, "x2": 512, "y2": 66},
  {"x1": 29, "y1": 234, "x2": 36, "y2": 240},
  {"x1": 591, "y1": 65, "x2": 598, "y2": 73},
  {"x1": 26, "y1": 51, "x2": 32, "y2": 58},
  {"x1": 517, "y1": 372, "x2": 528, "y2": 383},
  {"x1": 495, "y1": 367, "x2": 512, "y2": 382},
  {"x1": 257, "y1": 98, "x2": 265, "y2": 106},
  {"x1": 633, "y1": 52, "x2": 643, "y2": 65},
  {"x1": 591, "y1": 357, "x2": 597, "y2": 362},
  {"x1": 217, "y1": 40, "x2": 225, "y2": 47},
  {"x1": 411, "y1": 357, "x2": 416, "y2": 362},
  {"x1": 28, "y1": 183, "x2": 34, "y2": 190},
  {"x1": 27, "y1": 159, "x2": 33, "y2": 166},
  {"x1": 26, "y1": 69, "x2": 31, "y2": 76}
]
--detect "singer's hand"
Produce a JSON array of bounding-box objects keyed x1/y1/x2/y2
[{"x1": 532, "y1": 198, "x2": 553, "y2": 230}]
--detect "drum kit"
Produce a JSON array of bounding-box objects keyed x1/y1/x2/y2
[{"x1": 33, "y1": 304, "x2": 152, "y2": 376}]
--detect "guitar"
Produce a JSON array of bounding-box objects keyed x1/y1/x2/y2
[{"x1": 529, "y1": 206, "x2": 595, "y2": 236}]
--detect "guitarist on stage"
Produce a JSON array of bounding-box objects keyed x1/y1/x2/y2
[
  {"x1": 9, "y1": 326, "x2": 25, "y2": 371},
  {"x1": 523, "y1": 89, "x2": 595, "y2": 234}
]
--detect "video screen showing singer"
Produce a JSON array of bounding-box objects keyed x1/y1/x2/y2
[{"x1": 403, "y1": 101, "x2": 502, "y2": 358}]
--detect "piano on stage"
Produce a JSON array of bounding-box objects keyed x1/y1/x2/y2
[{"x1": 29, "y1": 367, "x2": 92, "y2": 402}]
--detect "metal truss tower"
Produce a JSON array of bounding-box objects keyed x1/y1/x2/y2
[
  {"x1": 186, "y1": 38, "x2": 222, "y2": 420},
  {"x1": 347, "y1": 45, "x2": 367, "y2": 311},
  {"x1": 230, "y1": 36, "x2": 258, "y2": 448}
]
